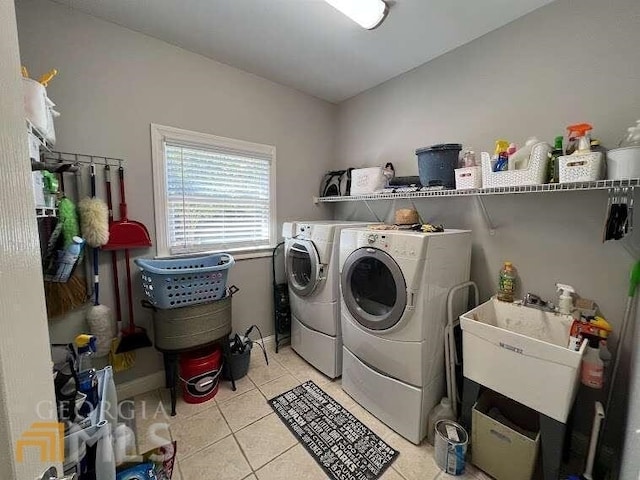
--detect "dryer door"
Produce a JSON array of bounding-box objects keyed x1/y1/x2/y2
[
  {"x1": 341, "y1": 247, "x2": 407, "y2": 331},
  {"x1": 286, "y1": 239, "x2": 322, "y2": 297}
]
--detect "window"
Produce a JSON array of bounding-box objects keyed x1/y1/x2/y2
[{"x1": 151, "y1": 124, "x2": 276, "y2": 257}]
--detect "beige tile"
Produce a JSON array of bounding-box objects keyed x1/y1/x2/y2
[
  {"x1": 243, "y1": 476, "x2": 258, "y2": 480},
  {"x1": 250, "y1": 345, "x2": 281, "y2": 368},
  {"x1": 385, "y1": 431, "x2": 441, "y2": 480},
  {"x1": 283, "y1": 357, "x2": 332, "y2": 386},
  {"x1": 437, "y1": 469, "x2": 478, "y2": 480},
  {"x1": 158, "y1": 388, "x2": 217, "y2": 419},
  {"x1": 134, "y1": 390, "x2": 167, "y2": 423},
  {"x1": 172, "y1": 460, "x2": 183, "y2": 480},
  {"x1": 215, "y1": 375, "x2": 256, "y2": 404},
  {"x1": 180, "y1": 436, "x2": 251, "y2": 480},
  {"x1": 218, "y1": 388, "x2": 272, "y2": 431},
  {"x1": 256, "y1": 444, "x2": 326, "y2": 480},
  {"x1": 136, "y1": 420, "x2": 172, "y2": 454},
  {"x1": 381, "y1": 467, "x2": 406, "y2": 480},
  {"x1": 248, "y1": 360, "x2": 288, "y2": 386},
  {"x1": 258, "y1": 374, "x2": 301, "y2": 400},
  {"x1": 170, "y1": 405, "x2": 231, "y2": 460},
  {"x1": 235, "y1": 413, "x2": 298, "y2": 469},
  {"x1": 348, "y1": 404, "x2": 395, "y2": 440},
  {"x1": 319, "y1": 381, "x2": 356, "y2": 410}
]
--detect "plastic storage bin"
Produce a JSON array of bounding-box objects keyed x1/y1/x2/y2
[
  {"x1": 136, "y1": 253, "x2": 235, "y2": 309},
  {"x1": 416, "y1": 143, "x2": 462, "y2": 189},
  {"x1": 481, "y1": 143, "x2": 552, "y2": 188},
  {"x1": 454, "y1": 166, "x2": 482, "y2": 190},
  {"x1": 460, "y1": 298, "x2": 586, "y2": 423},
  {"x1": 558, "y1": 152, "x2": 604, "y2": 183},
  {"x1": 350, "y1": 167, "x2": 387, "y2": 195},
  {"x1": 472, "y1": 390, "x2": 540, "y2": 480}
]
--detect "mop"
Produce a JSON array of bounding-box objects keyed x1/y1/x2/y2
[{"x1": 78, "y1": 163, "x2": 113, "y2": 355}]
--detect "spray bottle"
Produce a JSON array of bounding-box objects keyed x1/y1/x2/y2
[
  {"x1": 566, "y1": 123, "x2": 593, "y2": 155},
  {"x1": 75, "y1": 334, "x2": 98, "y2": 414},
  {"x1": 556, "y1": 283, "x2": 575, "y2": 314}
]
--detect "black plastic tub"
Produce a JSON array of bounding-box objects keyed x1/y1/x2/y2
[{"x1": 416, "y1": 143, "x2": 462, "y2": 189}]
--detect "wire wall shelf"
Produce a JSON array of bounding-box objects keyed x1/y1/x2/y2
[{"x1": 313, "y1": 178, "x2": 640, "y2": 204}]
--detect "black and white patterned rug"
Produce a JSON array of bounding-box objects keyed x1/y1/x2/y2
[{"x1": 269, "y1": 381, "x2": 398, "y2": 480}]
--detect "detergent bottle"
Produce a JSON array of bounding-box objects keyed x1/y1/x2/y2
[
  {"x1": 493, "y1": 140, "x2": 510, "y2": 172},
  {"x1": 497, "y1": 262, "x2": 517, "y2": 302},
  {"x1": 581, "y1": 337, "x2": 604, "y2": 389}
]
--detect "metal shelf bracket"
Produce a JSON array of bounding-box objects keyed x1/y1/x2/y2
[{"x1": 475, "y1": 196, "x2": 496, "y2": 235}]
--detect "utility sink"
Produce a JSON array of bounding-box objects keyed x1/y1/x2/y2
[{"x1": 460, "y1": 298, "x2": 586, "y2": 423}]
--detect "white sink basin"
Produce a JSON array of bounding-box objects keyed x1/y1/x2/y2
[{"x1": 460, "y1": 298, "x2": 586, "y2": 423}]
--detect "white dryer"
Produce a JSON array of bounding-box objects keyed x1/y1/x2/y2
[
  {"x1": 339, "y1": 228, "x2": 472, "y2": 444},
  {"x1": 282, "y1": 221, "x2": 372, "y2": 378}
]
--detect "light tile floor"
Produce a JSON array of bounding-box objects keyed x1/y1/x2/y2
[{"x1": 132, "y1": 345, "x2": 493, "y2": 480}]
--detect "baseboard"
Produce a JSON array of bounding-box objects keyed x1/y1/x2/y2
[
  {"x1": 116, "y1": 371, "x2": 166, "y2": 400},
  {"x1": 115, "y1": 335, "x2": 284, "y2": 399}
]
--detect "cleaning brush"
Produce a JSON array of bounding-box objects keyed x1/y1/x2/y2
[{"x1": 78, "y1": 197, "x2": 109, "y2": 247}]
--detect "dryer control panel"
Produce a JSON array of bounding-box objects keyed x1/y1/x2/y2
[
  {"x1": 358, "y1": 231, "x2": 424, "y2": 258},
  {"x1": 295, "y1": 223, "x2": 332, "y2": 242}
]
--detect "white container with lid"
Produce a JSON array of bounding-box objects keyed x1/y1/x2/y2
[{"x1": 607, "y1": 146, "x2": 640, "y2": 180}]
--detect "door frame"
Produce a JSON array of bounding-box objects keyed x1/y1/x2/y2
[{"x1": 0, "y1": 2, "x2": 59, "y2": 478}]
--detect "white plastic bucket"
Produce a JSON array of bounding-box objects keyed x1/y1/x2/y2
[
  {"x1": 607, "y1": 146, "x2": 640, "y2": 180},
  {"x1": 434, "y1": 419, "x2": 468, "y2": 475}
]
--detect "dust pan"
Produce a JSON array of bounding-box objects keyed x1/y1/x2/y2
[{"x1": 102, "y1": 165, "x2": 151, "y2": 250}]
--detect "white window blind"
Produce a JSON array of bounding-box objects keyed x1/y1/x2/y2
[{"x1": 156, "y1": 130, "x2": 275, "y2": 256}]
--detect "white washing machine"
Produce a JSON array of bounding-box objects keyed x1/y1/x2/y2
[
  {"x1": 282, "y1": 220, "x2": 372, "y2": 378},
  {"x1": 339, "y1": 227, "x2": 472, "y2": 444}
]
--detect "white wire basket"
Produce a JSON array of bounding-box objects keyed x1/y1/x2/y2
[
  {"x1": 481, "y1": 142, "x2": 552, "y2": 187},
  {"x1": 455, "y1": 166, "x2": 482, "y2": 190},
  {"x1": 559, "y1": 152, "x2": 604, "y2": 183}
]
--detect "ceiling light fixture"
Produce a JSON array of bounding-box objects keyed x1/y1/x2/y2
[{"x1": 324, "y1": 0, "x2": 389, "y2": 30}]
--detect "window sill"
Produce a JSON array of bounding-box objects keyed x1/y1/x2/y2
[{"x1": 155, "y1": 246, "x2": 276, "y2": 261}]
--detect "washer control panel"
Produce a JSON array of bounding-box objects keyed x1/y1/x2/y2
[{"x1": 359, "y1": 231, "x2": 422, "y2": 258}]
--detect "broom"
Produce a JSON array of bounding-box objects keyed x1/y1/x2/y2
[
  {"x1": 78, "y1": 163, "x2": 112, "y2": 351},
  {"x1": 43, "y1": 168, "x2": 87, "y2": 317}
]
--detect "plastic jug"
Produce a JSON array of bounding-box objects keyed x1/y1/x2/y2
[{"x1": 427, "y1": 397, "x2": 455, "y2": 445}]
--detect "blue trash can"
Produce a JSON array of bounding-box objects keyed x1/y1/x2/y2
[{"x1": 416, "y1": 144, "x2": 462, "y2": 189}]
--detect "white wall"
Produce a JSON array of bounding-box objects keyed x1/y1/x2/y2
[
  {"x1": 0, "y1": 1, "x2": 60, "y2": 478},
  {"x1": 333, "y1": 0, "x2": 640, "y2": 452},
  {"x1": 16, "y1": 0, "x2": 335, "y2": 384}
]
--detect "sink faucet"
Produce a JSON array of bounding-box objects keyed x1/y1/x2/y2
[{"x1": 523, "y1": 293, "x2": 555, "y2": 312}]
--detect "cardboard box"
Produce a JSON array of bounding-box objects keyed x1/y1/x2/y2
[{"x1": 472, "y1": 390, "x2": 540, "y2": 480}]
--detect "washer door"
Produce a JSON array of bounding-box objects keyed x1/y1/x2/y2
[
  {"x1": 341, "y1": 247, "x2": 407, "y2": 331},
  {"x1": 286, "y1": 239, "x2": 321, "y2": 297}
]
